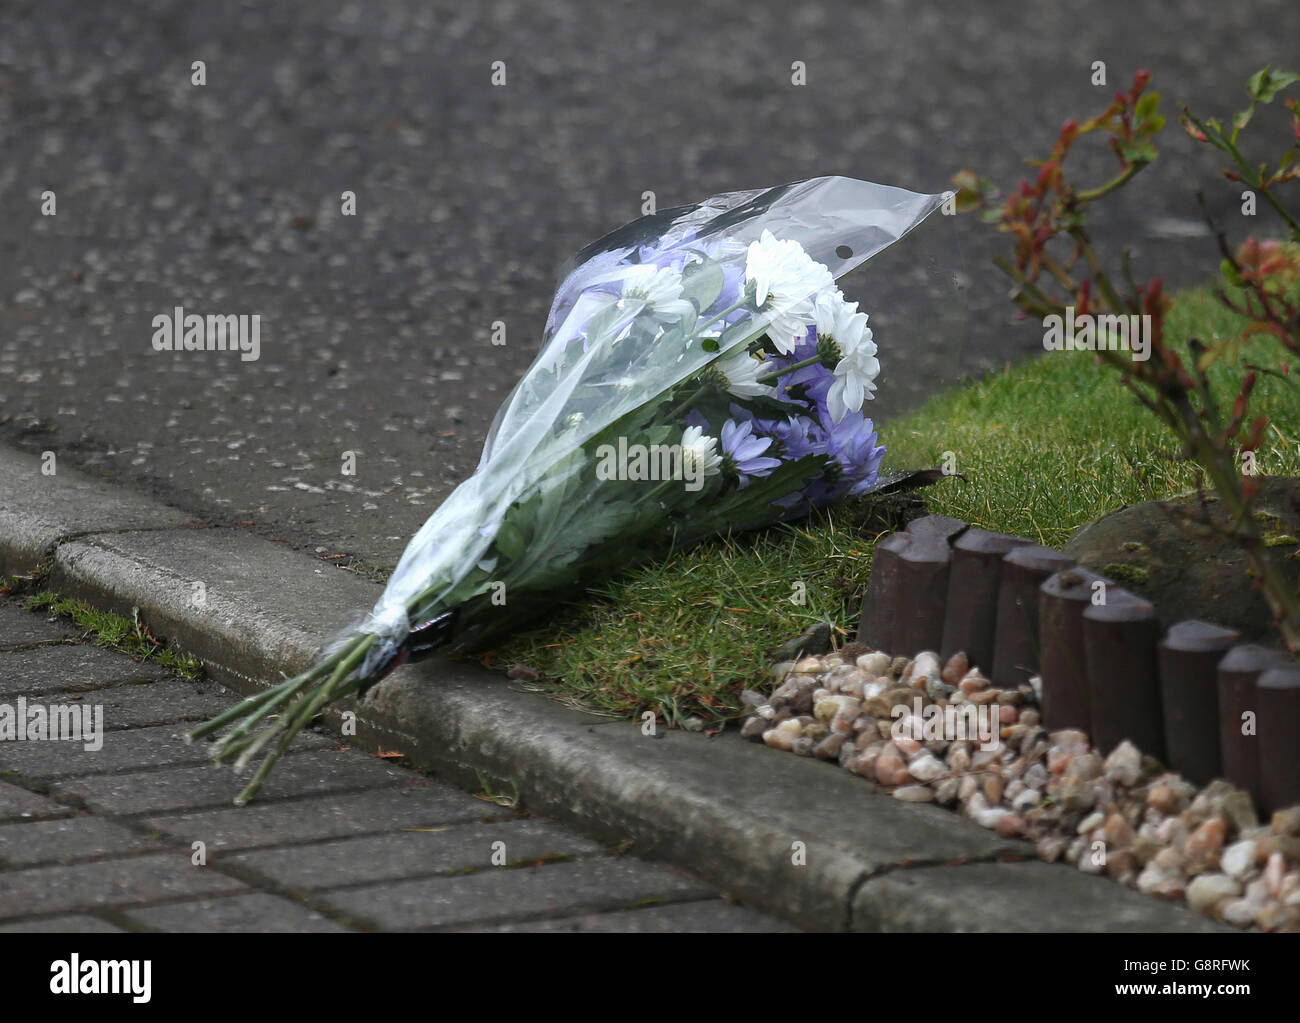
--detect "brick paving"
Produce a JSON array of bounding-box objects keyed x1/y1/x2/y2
[{"x1": 0, "y1": 598, "x2": 796, "y2": 932}]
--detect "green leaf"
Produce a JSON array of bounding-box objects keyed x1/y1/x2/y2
[
  {"x1": 679, "y1": 261, "x2": 725, "y2": 314},
  {"x1": 493, "y1": 518, "x2": 527, "y2": 561},
  {"x1": 701, "y1": 337, "x2": 719, "y2": 353},
  {"x1": 1248, "y1": 66, "x2": 1300, "y2": 104},
  {"x1": 529, "y1": 497, "x2": 640, "y2": 580},
  {"x1": 1135, "y1": 91, "x2": 1162, "y2": 122}
]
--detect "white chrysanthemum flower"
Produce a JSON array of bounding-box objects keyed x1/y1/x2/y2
[
  {"x1": 812, "y1": 287, "x2": 879, "y2": 422},
  {"x1": 616, "y1": 264, "x2": 696, "y2": 320},
  {"x1": 826, "y1": 338, "x2": 881, "y2": 423},
  {"x1": 680, "y1": 425, "x2": 722, "y2": 479},
  {"x1": 745, "y1": 230, "x2": 835, "y2": 354},
  {"x1": 715, "y1": 347, "x2": 776, "y2": 399},
  {"x1": 812, "y1": 289, "x2": 870, "y2": 351}
]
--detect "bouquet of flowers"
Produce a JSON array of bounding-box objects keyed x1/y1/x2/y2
[{"x1": 189, "y1": 175, "x2": 946, "y2": 802}]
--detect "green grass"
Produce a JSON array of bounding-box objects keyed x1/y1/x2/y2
[
  {"x1": 498, "y1": 285, "x2": 1300, "y2": 724},
  {"x1": 884, "y1": 288, "x2": 1300, "y2": 547},
  {"x1": 23, "y1": 592, "x2": 203, "y2": 678}
]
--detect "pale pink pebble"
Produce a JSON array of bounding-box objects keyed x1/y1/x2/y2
[
  {"x1": 1104, "y1": 813, "x2": 1136, "y2": 850},
  {"x1": 1186, "y1": 873, "x2": 1240, "y2": 914},
  {"x1": 1048, "y1": 750, "x2": 1073, "y2": 774},
  {"x1": 901, "y1": 651, "x2": 941, "y2": 687},
  {"x1": 941, "y1": 651, "x2": 968, "y2": 686},
  {"x1": 1076, "y1": 846, "x2": 1105, "y2": 874},
  {"x1": 856, "y1": 652, "x2": 891, "y2": 676},
  {"x1": 948, "y1": 747, "x2": 971, "y2": 773},
  {"x1": 1186, "y1": 818, "x2": 1227, "y2": 858},
  {"x1": 1049, "y1": 728, "x2": 1089, "y2": 750},
  {"x1": 1151, "y1": 877, "x2": 1187, "y2": 900},
  {"x1": 1220, "y1": 898, "x2": 1258, "y2": 928},
  {"x1": 1265, "y1": 852, "x2": 1286, "y2": 898},
  {"x1": 874, "y1": 743, "x2": 910, "y2": 787},
  {"x1": 908, "y1": 752, "x2": 946, "y2": 783},
  {"x1": 894, "y1": 785, "x2": 935, "y2": 803},
  {"x1": 1245, "y1": 876, "x2": 1271, "y2": 904},
  {"x1": 851, "y1": 746, "x2": 881, "y2": 778},
  {"x1": 958, "y1": 775, "x2": 979, "y2": 801},
  {"x1": 1155, "y1": 815, "x2": 1188, "y2": 848},
  {"x1": 974, "y1": 806, "x2": 1007, "y2": 830},
  {"x1": 958, "y1": 675, "x2": 987, "y2": 695},
  {"x1": 998, "y1": 703, "x2": 1018, "y2": 725},
  {"x1": 970, "y1": 747, "x2": 1002, "y2": 769},
  {"x1": 762, "y1": 719, "x2": 801, "y2": 751},
  {"x1": 1154, "y1": 847, "x2": 1186, "y2": 874},
  {"x1": 1256, "y1": 900, "x2": 1289, "y2": 931},
  {"x1": 995, "y1": 813, "x2": 1025, "y2": 838},
  {"x1": 894, "y1": 735, "x2": 923, "y2": 756}
]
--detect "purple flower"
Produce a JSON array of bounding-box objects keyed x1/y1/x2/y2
[
  {"x1": 683, "y1": 407, "x2": 711, "y2": 433},
  {"x1": 544, "y1": 245, "x2": 635, "y2": 336},
  {"x1": 750, "y1": 412, "x2": 825, "y2": 462},
  {"x1": 764, "y1": 326, "x2": 833, "y2": 406},
  {"x1": 813, "y1": 409, "x2": 886, "y2": 501},
  {"x1": 720, "y1": 418, "x2": 781, "y2": 485}
]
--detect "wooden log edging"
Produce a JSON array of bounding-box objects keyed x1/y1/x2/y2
[{"x1": 857, "y1": 514, "x2": 1298, "y2": 814}]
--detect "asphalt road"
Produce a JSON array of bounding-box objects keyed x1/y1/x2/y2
[{"x1": 2, "y1": 0, "x2": 1297, "y2": 565}]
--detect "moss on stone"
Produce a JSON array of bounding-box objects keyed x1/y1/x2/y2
[{"x1": 1103, "y1": 562, "x2": 1152, "y2": 586}]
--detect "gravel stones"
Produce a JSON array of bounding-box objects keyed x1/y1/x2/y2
[{"x1": 746, "y1": 645, "x2": 1300, "y2": 932}]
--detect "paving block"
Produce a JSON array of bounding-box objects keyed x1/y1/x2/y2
[
  {"x1": 0, "y1": 722, "x2": 329, "y2": 781},
  {"x1": 316, "y1": 856, "x2": 716, "y2": 931},
  {"x1": 0, "y1": 914, "x2": 125, "y2": 933},
  {"x1": 0, "y1": 815, "x2": 164, "y2": 868},
  {"x1": 0, "y1": 779, "x2": 72, "y2": 822},
  {"x1": 36, "y1": 678, "x2": 232, "y2": 731},
  {"x1": 52, "y1": 747, "x2": 414, "y2": 816},
  {"x1": 0, "y1": 644, "x2": 166, "y2": 696},
  {"x1": 142, "y1": 784, "x2": 507, "y2": 853},
  {"x1": 122, "y1": 892, "x2": 351, "y2": 933},
  {"x1": 0, "y1": 851, "x2": 247, "y2": 919},
  {"x1": 230, "y1": 818, "x2": 606, "y2": 892},
  {"x1": 0, "y1": 603, "x2": 77, "y2": 647}
]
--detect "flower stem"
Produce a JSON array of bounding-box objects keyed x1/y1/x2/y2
[
  {"x1": 756, "y1": 354, "x2": 821, "y2": 384},
  {"x1": 231, "y1": 633, "x2": 376, "y2": 805}
]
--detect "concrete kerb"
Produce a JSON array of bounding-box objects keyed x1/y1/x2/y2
[
  {"x1": 0, "y1": 445, "x2": 1226, "y2": 931},
  {"x1": 0, "y1": 446, "x2": 194, "y2": 578}
]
